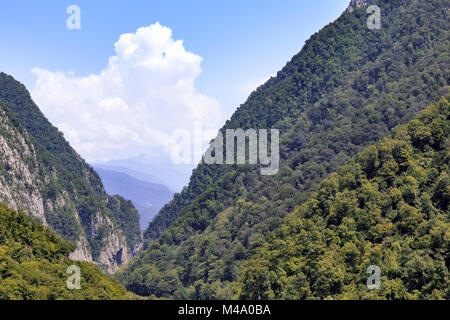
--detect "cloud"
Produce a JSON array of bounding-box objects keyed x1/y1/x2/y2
[{"x1": 31, "y1": 22, "x2": 224, "y2": 163}]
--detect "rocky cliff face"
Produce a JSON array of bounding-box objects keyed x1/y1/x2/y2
[
  {"x1": 0, "y1": 73, "x2": 142, "y2": 273},
  {"x1": 346, "y1": 0, "x2": 377, "y2": 12}
]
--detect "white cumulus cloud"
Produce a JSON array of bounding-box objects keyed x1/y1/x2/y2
[{"x1": 31, "y1": 22, "x2": 224, "y2": 163}]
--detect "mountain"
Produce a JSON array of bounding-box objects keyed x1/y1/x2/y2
[
  {"x1": 94, "y1": 166, "x2": 174, "y2": 229},
  {"x1": 238, "y1": 98, "x2": 449, "y2": 300},
  {"x1": 93, "y1": 164, "x2": 166, "y2": 186},
  {"x1": 119, "y1": 0, "x2": 449, "y2": 298},
  {"x1": 101, "y1": 155, "x2": 194, "y2": 192},
  {"x1": 0, "y1": 73, "x2": 142, "y2": 273},
  {"x1": 0, "y1": 202, "x2": 133, "y2": 299}
]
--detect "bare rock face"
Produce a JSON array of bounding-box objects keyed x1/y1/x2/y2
[
  {"x1": 89, "y1": 210, "x2": 131, "y2": 273},
  {"x1": 69, "y1": 237, "x2": 94, "y2": 262},
  {"x1": 0, "y1": 113, "x2": 46, "y2": 224},
  {"x1": 346, "y1": 0, "x2": 377, "y2": 12}
]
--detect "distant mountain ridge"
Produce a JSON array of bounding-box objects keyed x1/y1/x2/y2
[
  {"x1": 0, "y1": 72, "x2": 142, "y2": 273},
  {"x1": 102, "y1": 156, "x2": 194, "y2": 192},
  {"x1": 93, "y1": 163, "x2": 167, "y2": 186},
  {"x1": 94, "y1": 166, "x2": 174, "y2": 229}
]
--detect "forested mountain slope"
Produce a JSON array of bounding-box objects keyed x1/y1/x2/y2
[
  {"x1": 0, "y1": 203, "x2": 132, "y2": 299},
  {"x1": 0, "y1": 74, "x2": 141, "y2": 273},
  {"x1": 238, "y1": 98, "x2": 449, "y2": 300},
  {"x1": 120, "y1": 0, "x2": 449, "y2": 298}
]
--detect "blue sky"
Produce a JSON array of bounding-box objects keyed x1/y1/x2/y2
[
  {"x1": 0, "y1": 0, "x2": 349, "y2": 116},
  {"x1": 0, "y1": 0, "x2": 350, "y2": 178}
]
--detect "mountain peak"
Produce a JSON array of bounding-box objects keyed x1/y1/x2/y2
[{"x1": 346, "y1": 0, "x2": 376, "y2": 12}]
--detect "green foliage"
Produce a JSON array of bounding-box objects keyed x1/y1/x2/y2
[
  {"x1": 238, "y1": 99, "x2": 449, "y2": 300},
  {"x1": 0, "y1": 203, "x2": 132, "y2": 300},
  {"x1": 122, "y1": 0, "x2": 449, "y2": 299}
]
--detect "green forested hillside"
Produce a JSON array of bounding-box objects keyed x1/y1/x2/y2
[
  {"x1": 0, "y1": 203, "x2": 132, "y2": 300},
  {"x1": 121, "y1": 0, "x2": 449, "y2": 298},
  {"x1": 238, "y1": 98, "x2": 449, "y2": 300},
  {"x1": 0, "y1": 74, "x2": 141, "y2": 272}
]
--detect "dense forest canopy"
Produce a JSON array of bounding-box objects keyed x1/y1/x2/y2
[
  {"x1": 120, "y1": 0, "x2": 449, "y2": 299},
  {"x1": 0, "y1": 203, "x2": 132, "y2": 299},
  {"x1": 238, "y1": 98, "x2": 449, "y2": 300}
]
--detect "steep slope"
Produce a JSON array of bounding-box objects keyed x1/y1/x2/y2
[
  {"x1": 94, "y1": 166, "x2": 174, "y2": 229},
  {"x1": 0, "y1": 202, "x2": 132, "y2": 299},
  {"x1": 238, "y1": 98, "x2": 449, "y2": 300},
  {"x1": 120, "y1": 0, "x2": 449, "y2": 298},
  {"x1": 0, "y1": 74, "x2": 141, "y2": 273}
]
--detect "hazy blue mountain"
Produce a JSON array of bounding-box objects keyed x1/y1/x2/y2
[
  {"x1": 99, "y1": 155, "x2": 195, "y2": 192},
  {"x1": 93, "y1": 164, "x2": 167, "y2": 187},
  {"x1": 94, "y1": 167, "x2": 174, "y2": 229}
]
